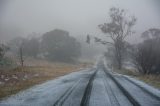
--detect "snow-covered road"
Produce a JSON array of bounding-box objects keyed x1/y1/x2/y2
[{"x1": 0, "y1": 65, "x2": 160, "y2": 106}]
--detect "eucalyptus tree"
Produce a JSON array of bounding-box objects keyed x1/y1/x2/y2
[{"x1": 95, "y1": 7, "x2": 136, "y2": 69}]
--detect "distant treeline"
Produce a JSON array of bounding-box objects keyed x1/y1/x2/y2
[{"x1": 0, "y1": 29, "x2": 81, "y2": 66}]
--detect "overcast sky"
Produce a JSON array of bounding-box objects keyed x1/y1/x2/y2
[{"x1": 0, "y1": 0, "x2": 160, "y2": 43}]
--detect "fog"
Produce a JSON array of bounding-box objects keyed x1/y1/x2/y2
[{"x1": 0, "y1": 0, "x2": 160, "y2": 60}]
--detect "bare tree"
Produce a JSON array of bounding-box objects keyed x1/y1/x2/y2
[
  {"x1": 19, "y1": 45, "x2": 24, "y2": 67},
  {"x1": 132, "y1": 28, "x2": 160, "y2": 74},
  {"x1": 86, "y1": 34, "x2": 90, "y2": 44},
  {"x1": 132, "y1": 42, "x2": 155, "y2": 74},
  {"x1": 95, "y1": 7, "x2": 136, "y2": 69}
]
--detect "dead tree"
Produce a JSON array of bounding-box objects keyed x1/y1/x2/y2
[{"x1": 19, "y1": 45, "x2": 24, "y2": 67}]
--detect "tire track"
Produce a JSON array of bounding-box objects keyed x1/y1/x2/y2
[
  {"x1": 53, "y1": 79, "x2": 82, "y2": 106},
  {"x1": 102, "y1": 75, "x2": 120, "y2": 106},
  {"x1": 122, "y1": 76, "x2": 160, "y2": 101},
  {"x1": 53, "y1": 68, "x2": 97, "y2": 106},
  {"x1": 103, "y1": 68, "x2": 141, "y2": 106},
  {"x1": 80, "y1": 69, "x2": 98, "y2": 106}
]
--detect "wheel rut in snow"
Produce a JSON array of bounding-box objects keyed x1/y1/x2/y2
[
  {"x1": 53, "y1": 79, "x2": 82, "y2": 106},
  {"x1": 102, "y1": 74, "x2": 120, "y2": 106},
  {"x1": 122, "y1": 76, "x2": 160, "y2": 101},
  {"x1": 103, "y1": 68, "x2": 141, "y2": 106},
  {"x1": 53, "y1": 68, "x2": 97, "y2": 106},
  {"x1": 80, "y1": 69, "x2": 98, "y2": 106}
]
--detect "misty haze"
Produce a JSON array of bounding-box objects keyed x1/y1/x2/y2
[{"x1": 0, "y1": 0, "x2": 160, "y2": 106}]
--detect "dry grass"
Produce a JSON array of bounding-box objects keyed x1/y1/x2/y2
[
  {"x1": 115, "y1": 68, "x2": 160, "y2": 89},
  {"x1": 0, "y1": 62, "x2": 87, "y2": 99},
  {"x1": 114, "y1": 68, "x2": 139, "y2": 76},
  {"x1": 137, "y1": 75, "x2": 160, "y2": 89}
]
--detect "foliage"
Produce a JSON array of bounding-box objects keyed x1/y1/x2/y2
[
  {"x1": 8, "y1": 36, "x2": 40, "y2": 58},
  {"x1": 41, "y1": 29, "x2": 81, "y2": 62},
  {"x1": 0, "y1": 44, "x2": 9, "y2": 60},
  {"x1": 0, "y1": 57, "x2": 14, "y2": 67},
  {"x1": 23, "y1": 37, "x2": 40, "y2": 58},
  {"x1": 96, "y1": 7, "x2": 136, "y2": 69},
  {"x1": 7, "y1": 36, "x2": 24, "y2": 55},
  {"x1": 0, "y1": 44, "x2": 13, "y2": 67},
  {"x1": 132, "y1": 28, "x2": 160, "y2": 74},
  {"x1": 0, "y1": 44, "x2": 5, "y2": 60}
]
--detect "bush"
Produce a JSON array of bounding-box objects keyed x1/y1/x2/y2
[
  {"x1": 0, "y1": 57, "x2": 15, "y2": 67},
  {"x1": 132, "y1": 28, "x2": 160, "y2": 74}
]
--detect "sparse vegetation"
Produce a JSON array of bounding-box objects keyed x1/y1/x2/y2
[
  {"x1": 137, "y1": 75, "x2": 160, "y2": 89},
  {"x1": 115, "y1": 68, "x2": 160, "y2": 89},
  {"x1": 0, "y1": 61, "x2": 87, "y2": 99},
  {"x1": 0, "y1": 44, "x2": 13, "y2": 67},
  {"x1": 131, "y1": 28, "x2": 160, "y2": 74}
]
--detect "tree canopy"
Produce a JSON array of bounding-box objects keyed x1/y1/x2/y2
[
  {"x1": 41, "y1": 29, "x2": 81, "y2": 62},
  {"x1": 96, "y1": 7, "x2": 136, "y2": 69}
]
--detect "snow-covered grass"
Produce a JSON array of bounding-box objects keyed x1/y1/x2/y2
[
  {"x1": 114, "y1": 68, "x2": 139, "y2": 76},
  {"x1": 137, "y1": 75, "x2": 160, "y2": 89},
  {"x1": 115, "y1": 68, "x2": 160, "y2": 89},
  {"x1": 0, "y1": 62, "x2": 87, "y2": 99}
]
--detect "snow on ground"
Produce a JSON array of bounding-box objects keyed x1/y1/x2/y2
[
  {"x1": 0, "y1": 69, "x2": 92, "y2": 106},
  {"x1": 115, "y1": 76, "x2": 160, "y2": 106},
  {"x1": 0, "y1": 65, "x2": 160, "y2": 106},
  {"x1": 89, "y1": 70, "x2": 112, "y2": 106},
  {"x1": 113, "y1": 72, "x2": 160, "y2": 98},
  {"x1": 123, "y1": 75, "x2": 160, "y2": 98}
]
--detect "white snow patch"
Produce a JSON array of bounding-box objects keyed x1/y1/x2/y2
[
  {"x1": 4, "y1": 78, "x2": 9, "y2": 81},
  {"x1": 12, "y1": 75, "x2": 18, "y2": 79}
]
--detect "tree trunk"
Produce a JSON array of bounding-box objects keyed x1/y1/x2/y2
[{"x1": 19, "y1": 47, "x2": 24, "y2": 67}]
